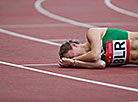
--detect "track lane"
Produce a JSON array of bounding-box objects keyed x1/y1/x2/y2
[
  {"x1": 0, "y1": 0, "x2": 138, "y2": 101},
  {"x1": 1, "y1": 64, "x2": 138, "y2": 102},
  {"x1": 105, "y1": 0, "x2": 138, "y2": 18},
  {"x1": 0, "y1": 28, "x2": 138, "y2": 89},
  {"x1": 1, "y1": 61, "x2": 138, "y2": 93}
]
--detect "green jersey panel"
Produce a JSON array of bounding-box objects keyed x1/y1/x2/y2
[{"x1": 101, "y1": 28, "x2": 128, "y2": 61}]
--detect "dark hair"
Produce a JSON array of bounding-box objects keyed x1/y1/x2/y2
[{"x1": 59, "y1": 40, "x2": 79, "y2": 59}]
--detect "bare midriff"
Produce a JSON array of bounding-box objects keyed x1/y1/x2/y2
[{"x1": 128, "y1": 32, "x2": 138, "y2": 63}]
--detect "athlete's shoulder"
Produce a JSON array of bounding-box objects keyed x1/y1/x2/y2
[
  {"x1": 87, "y1": 27, "x2": 107, "y2": 32},
  {"x1": 87, "y1": 27, "x2": 108, "y2": 39}
]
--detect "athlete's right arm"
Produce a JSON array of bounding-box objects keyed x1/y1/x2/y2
[
  {"x1": 73, "y1": 59, "x2": 106, "y2": 68},
  {"x1": 73, "y1": 28, "x2": 107, "y2": 62}
]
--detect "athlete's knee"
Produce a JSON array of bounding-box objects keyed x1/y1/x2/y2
[{"x1": 101, "y1": 61, "x2": 106, "y2": 68}]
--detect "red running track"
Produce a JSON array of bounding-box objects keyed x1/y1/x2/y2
[{"x1": 0, "y1": 0, "x2": 138, "y2": 102}]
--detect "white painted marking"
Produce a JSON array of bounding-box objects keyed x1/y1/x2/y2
[
  {"x1": 105, "y1": 0, "x2": 138, "y2": 18},
  {"x1": 121, "y1": 64, "x2": 138, "y2": 67},
  {"x1": 22, "y1": 63, "x2": 138, "y2": 67},
  {"x1": 0, "y1": 22, "x2": 138, "y2": 28},
  {"x1": 0, "y1": 60, "x2": 138, "y2": 93},
  {"x1": 22, "y1": 63, "x2": 58, "y2": 66},
  {"x1": 90, "y1": 22, "x2": 138, "y2": 26},
  {"x1": 0, "y1": 28, "x2": 61, "y2": 46},
  {"x1": 0, "y1": 23, "x2": 73, "y2": 28},
  {"x1": 34, "y1": 0, "x2": 96, "y2": 28}
]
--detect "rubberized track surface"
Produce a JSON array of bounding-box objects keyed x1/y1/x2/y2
[{"x1": 0, "y1": 0, "x2": 138, "y2": 102}]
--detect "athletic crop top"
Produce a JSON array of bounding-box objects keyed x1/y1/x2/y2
[{"x1": 101, "y1": 28, "x2": 128, "y2": 61}]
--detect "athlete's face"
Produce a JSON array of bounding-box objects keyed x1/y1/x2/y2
[{"x1": 63, "y1": 43, "x2": 85, "y2": 58}]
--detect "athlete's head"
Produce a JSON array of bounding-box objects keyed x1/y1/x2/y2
[{"x1": 59, "y1": 40, "x2": 84, "y2": 59}]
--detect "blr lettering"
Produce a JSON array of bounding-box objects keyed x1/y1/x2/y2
[
  {"x1": 106, "y1": 40, "x2": 129, "y2": 65},
  {"x1": 114, "y1": 41, "x2": 125, "y2": 50},
  {"x1": 112, "y1": 40, "x2": 126, "y2": 65}
]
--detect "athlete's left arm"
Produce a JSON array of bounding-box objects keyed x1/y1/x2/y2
[
  {"x1": 73, "y1": 28, "x2": 105, "y2": 61},
  {"x1": 59, "y1": 58, "x2": 106, "y2": 69}
]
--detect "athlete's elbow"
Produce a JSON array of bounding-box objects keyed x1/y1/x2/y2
[
  {"x1": 100, "y1": 61, "x2": 106, "y2": 68},
  {"x1": 90, "y1": 53, "x2": 101, "y2": 61}
]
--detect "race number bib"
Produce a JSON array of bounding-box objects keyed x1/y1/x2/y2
[{"x1": 105, "y1": 40, "x2": 130, "y2": 65}]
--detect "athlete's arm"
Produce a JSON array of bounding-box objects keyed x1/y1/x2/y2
[
  {"x1": 59, "y1": 58, "x2": 106, "y2": 68},
  {"x1": 73, "y1": 28, "x2": 105, "y2": 61}
]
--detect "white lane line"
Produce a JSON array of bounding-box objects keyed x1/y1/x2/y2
[
  {"x1": 34, "y1": 0, "x2": 96, "y2": 28},
  {"x1": 104, "y1": 0, "x2": 138, "y2": 18},
  {"x1": 0, "y1": 23, "x2": 73, "y2": 28},
  {"x1": 22, "y1": 63, "x2": 138, "y2": 67},
  {"x1": 0, "y1": 22, "x2": 138, "y2": 28},
  {"x1": 131, "y1": 101, "x2": 138, "y2": 102},
  {"x1": 22, "y1": 63, "x2": 58, "y2": 66},
  {"x1": 0, "y1": 60, "x2": 138, "y2": 93},
  {"x1": 0, "y1": 28, "x2": 61, "y2": 46},
  {"x1": 121, "y1": 64, "x2": 138, "y2": 67},
  {"x1": 90, "y1": 22, "x2": 138, "y2": 26}
]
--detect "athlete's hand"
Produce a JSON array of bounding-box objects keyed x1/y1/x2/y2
[{"x1": 59, "y1": 58, "x2": 74, "y2": 67}]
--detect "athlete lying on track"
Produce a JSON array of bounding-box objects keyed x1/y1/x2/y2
[{"x1": 58, "y1": 28, "x2": 138, "y2": 68}]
